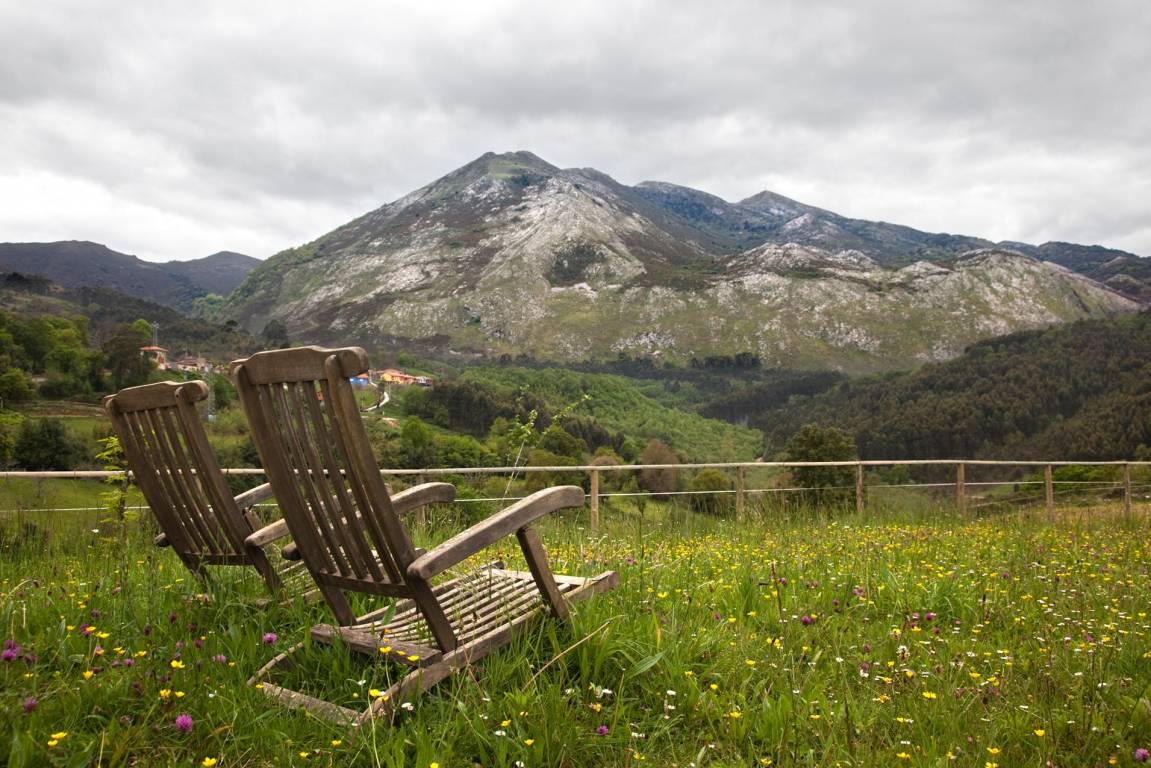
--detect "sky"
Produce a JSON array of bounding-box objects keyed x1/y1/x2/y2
[{"x1": 1, "y1": 0, "x2": 1149, "y2": 262}]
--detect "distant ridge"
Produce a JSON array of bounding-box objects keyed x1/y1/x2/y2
[
  {"x1": 222, "y1": 150, "x2": 1143, "y2": 373},
  {"x1": 0, "y1": 241, "x2": 259, "y2": 313}
]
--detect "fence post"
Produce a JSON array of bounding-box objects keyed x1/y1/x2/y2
[
  {"x1": 855, "y1": 463, "x2": 865, "y2": 515},
  {"x1": 735, "y1": 466, "x2": 746, "y2": 521},
  {"x1": 956, "y1": 462, "x2": 966, "y2": 515},
  {"x1": 589, "y1": 469, "x2": 600, "y2": 531},
  {"x1": 1044, "y1": 464, "x2": 1055, "y2": 520},
  {"x1": 1123, "y1": 463, "x2": 1132, "y2": 520}
]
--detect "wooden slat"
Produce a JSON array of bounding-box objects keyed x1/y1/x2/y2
[
  {"x1": 272, "y1": 382, "x2": 350, "y2": 576},
  {"x1": 157, "y1": 407, "x2": 234, "y2": 555},
  {"x1": 285, "y1": 381, "x2": 367, "y2": 580},
  {"x1": 141, "y1": 408, "x2": 217, "y2": 555},
  {"x1": 322, "y1": 373, "x2": 409, "y2": 581},
  {"x1": 309, "y1": 625, "x2": 442, "y2": 667},
  {"x1": 175, "y1": 388, "x2": 252, "y2": 549},
  {"x1": 235, "y1": 370, "x2": 357, "y2": 624},
  {"x1": 241, "y1": 379, "x2": 328, "y2": 572},
  {"x1": 299, "y1": 380, "x2": 386, "y2": 583}
]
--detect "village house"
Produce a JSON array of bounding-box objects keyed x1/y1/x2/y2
[{"x1": 377, "y1": 368, "x2": 433, "y2": 387}]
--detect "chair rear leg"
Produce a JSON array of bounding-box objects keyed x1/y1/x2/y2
[
  {"x1": 516, "y1": 526, "x2": 569, "y2": 619},
  {"x1": 248, "y1": 546, "x2": 283, "y2": 592}
]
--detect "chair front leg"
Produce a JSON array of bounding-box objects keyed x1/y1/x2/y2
[{"x1": 516, "y1": 526, "x2": 568, "y2": 620}]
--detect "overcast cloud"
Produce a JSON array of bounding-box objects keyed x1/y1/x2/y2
[{"x1": 1, "y1": 0, "x2": 1148, "y2": 262}]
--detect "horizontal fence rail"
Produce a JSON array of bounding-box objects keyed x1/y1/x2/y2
[{"x1": 2, "y1": 460, "x2": 1149, "y2": 529}]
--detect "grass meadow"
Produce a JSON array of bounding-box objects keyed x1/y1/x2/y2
[{"x1": 1, "y1": 487, "x2": 1150, "y2": 767}]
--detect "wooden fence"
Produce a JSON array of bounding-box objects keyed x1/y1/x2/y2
[{"x1": 3, "y1": 460, "x2": 1149, "y2": 529}]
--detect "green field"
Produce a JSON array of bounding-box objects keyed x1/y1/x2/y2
[{"x1": 2, "y1": 493, "x2": 1150, "y2": 767}]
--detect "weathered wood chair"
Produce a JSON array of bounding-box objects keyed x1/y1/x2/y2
[
  {"x1": 230, "y1": 346, "x2": 618, "y2": 726},
  {"x1": 103, "y1": 380, "x2": 302, "y2": 595}
]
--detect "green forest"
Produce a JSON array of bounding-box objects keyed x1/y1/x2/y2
[{"x1": 747, "y1": 311, "x2": 1151, "y2": 461}]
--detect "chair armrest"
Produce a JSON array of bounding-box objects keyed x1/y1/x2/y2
[
  {"x1": 407, "y1": 486, "x2": 584, "y2": 580},
  {"x1": 154, "y1": 532, "x2": 170, "y2": 547},
  {"x1": 244, "y1": 518, "x2": 291, "y2": 550},
  {"x1": 234, "y1": 481, "x2": 275, "y2": 510},
  {"x1": 390, "y1": 482, "x2": 457, "y2": 515},
  {"x1": 281, "y1": 542, "x2": 302, "y2": 561}
]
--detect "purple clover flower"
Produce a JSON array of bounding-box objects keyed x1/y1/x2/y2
[
  {"x1": 22, "y1": 696, "x2": 37, "y2": 713},
  {"x1": 175, "y1": 714, "x2": 194, "y2": 733},
  {"x1": 262, "y1": 632, "x2": 278, "y2": 645},
  {"x1": 1136, "y1": 748, "x2": 1150, "y2": 763},
  {"x1": 596, "y1": 725, "x2": 609, "y2": 736}
]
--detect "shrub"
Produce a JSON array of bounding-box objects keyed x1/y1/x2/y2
[
  {"x1": 14, "y1": 418, "x2": 80, "y2": 471},
  {"x1": 639, "y1": 439, "x2": 679, "y2": 499},
  {"x1": 688, "y1": 468, "x2": 733, "y2": 516}
]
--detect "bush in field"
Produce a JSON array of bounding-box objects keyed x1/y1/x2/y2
[
  {"x1": 782, "y1": 423, "x2": 858, "y2": 506},
  {"x1": 639, "y1": 438, "x2": 679, "y2": 499},
  {"x1": 14, "y1": 418, "x2": 80, "y2": 471},
  {"x1": 688, "y1": 468, "x2": 732, "y2": 516},
  {"x1": 523, "y1": 449, "x2": 584, "y2": 493},
  {"x1": 0, "y1": 413, "x2": 21, "y2": 467}
]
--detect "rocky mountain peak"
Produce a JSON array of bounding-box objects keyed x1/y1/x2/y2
[{"x1": 221, "y1": 151, "x2": 1143, "y2": 372}]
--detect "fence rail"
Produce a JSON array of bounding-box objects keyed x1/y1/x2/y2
[{"x1": 3, "y1": 459, "x2": 1149, "y2": 529}]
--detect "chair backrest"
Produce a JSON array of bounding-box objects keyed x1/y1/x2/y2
[
  {"x1": 229, "y1": 347, "x2": 417, "y2": 599},
  {"x1": 103, "y1": 381, "x2": 252, "y2": 562}
]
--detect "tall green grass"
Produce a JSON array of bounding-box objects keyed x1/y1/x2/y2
[{"x1": 2, "y1": 496, "x2": 1149, "y2": 766}]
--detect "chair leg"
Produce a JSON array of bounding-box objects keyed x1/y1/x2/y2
[
  {"x1": 248, "y1": 546, "x2": 284, "y2": 592},
  {"x1": 356, "y1": 660, "x2": 457, "y2": 728},
  {"x1": 516, "y1": 526, "x2": 569, "y2": 619},
  {"x1": 248, "y1": 642, "x2": 358, "y2": 725}
]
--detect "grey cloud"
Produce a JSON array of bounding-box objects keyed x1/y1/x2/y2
[{"x1": 0, "y1": 0, "x2": 1148, "y2": 261}]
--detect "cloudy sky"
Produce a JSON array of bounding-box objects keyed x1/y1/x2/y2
[{"x1": 1, "y1": 0, "x2": 1148, "y2": 262}]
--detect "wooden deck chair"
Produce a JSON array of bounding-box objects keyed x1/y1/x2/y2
[
  {"x1": 230, "y1": 346, "x2": 618, "y2": 726},
  {"x1": 102, "y1": 380, "x2": 303, "y2": 595}
]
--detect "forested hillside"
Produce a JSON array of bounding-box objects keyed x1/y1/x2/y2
[
  {"x1": 1, "y1": 273, "x2": 254, "y2": 360},
  {"x1": 451, "y1": 366, "x2": 764, "y2": 461},
  {"x1": 750, "y1": 311, "x2": 1151, "y2": 460}
]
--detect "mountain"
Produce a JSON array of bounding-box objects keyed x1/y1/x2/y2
[
  {"x1": 223, "y1": 151, "x2": 1142, "y2": 373},
  {"x1": 744, "y1": 310, "x2": 1151, "y2": 461},
  {"x1": 0, "y1": 271, "x2": 254, "y2": 359},
  {"x1": 0, "y1": 241, "x2": 259, "y2": 313},
  {"x1": 165, "y1": 251, "x2": 261, "y2": 297}
]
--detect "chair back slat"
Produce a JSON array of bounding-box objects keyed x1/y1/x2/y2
[
  {"x1": 301, "y1": 381, "x2": 392, "y2": 583},
  {"x1": 137, "y1": 408, "x2": 219, "y2": 555},
  {"x1": 231, "y1": 347, "x2": 414, "y2": 593},
  {"x1": 272, "y1": 381, "x2": 352, "y2": 576},
  {"x1": 157, "y1": 405, "x2": 235, "y2": 555},
  {"x1": 103, "y1": 381, "x2": 251, "y2": 560}
]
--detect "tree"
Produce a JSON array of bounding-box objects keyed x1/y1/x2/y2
[
  {"x1": 14, "y1": 418, "x2": 80, "y2": 471},
  {"x1": 0, "y1": 368, "x2": 33, "y2": 402},
  {"x1": 102, "y1": 323, "x2": 152, "y2": 389},
  {"x1": 261, "y1": 320, "x2": 290, "y2": 349},
  {"x1": 211, "y1": 374, "x2": 234, "y2": 410},
  {"x1": 399, "y1": 417, "x2": 437, "y2": 469},
  {"x1": 782, "y1": 424, "x2": 858, "y2": 506},
  {"x1": 639, "y1": 438, "x2": 679, "y2": 499}
]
